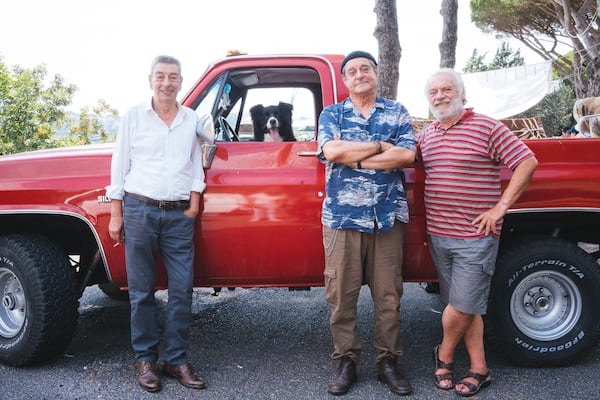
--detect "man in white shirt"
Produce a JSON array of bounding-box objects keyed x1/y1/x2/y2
[{"x1": 106, "y1": 55, "x2": 208, "y2": 393}]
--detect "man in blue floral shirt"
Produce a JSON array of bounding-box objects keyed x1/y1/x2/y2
[{"x1": 317, "y1": 50, "x2": 416, "y2": 396}]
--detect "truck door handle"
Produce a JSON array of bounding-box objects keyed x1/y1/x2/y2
[{"x1": 297, "y1": 151, "x2": 318, "y2": 156}]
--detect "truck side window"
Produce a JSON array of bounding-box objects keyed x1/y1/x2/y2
[
  {"x1": 193, "y1": 76, "x2": 239, "y2": 142},
  {"x1": 243, "y1": 87, "x2": 316, "y2": 141},
  {"x1": 194, "y1": 76, "x2": 224, "y2": 120}
]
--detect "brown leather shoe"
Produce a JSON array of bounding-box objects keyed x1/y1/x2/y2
[
  {"x1": 377, "y1": 356, "x2": 412, "y2": 396},
  {"x1": 327, "y1": 356, "x2": 357, "y2": 395},
  {"x1": 163, "y1": 362, "x2": 206, "y2": 389},
  {"x1": 137, "y1": 361, "x2": 161, "y2": 392}
]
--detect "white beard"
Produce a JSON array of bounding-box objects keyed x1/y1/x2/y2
[{"x1": 430, "y1": 98, "x2": 464, "y2": 122}]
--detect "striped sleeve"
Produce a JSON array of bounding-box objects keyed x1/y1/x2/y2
[{"x1": 489, "y1": 119, "x2": 535, "y2": 170}]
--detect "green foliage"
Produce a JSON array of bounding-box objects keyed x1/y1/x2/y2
[
  {"x1": 514, "y1": 79, "x2": 577, "y2": 137},
  {"x1": 470, "y1": 0, "x2": 559, "y2": 38},
  {"x1": 491, "y1": 42, "x2": 525, "y2": 68},
  {"x1": 64, "y1": 100, "x2": 119, "y2": 146},
  {"x1": 463, "y1": 42, "x2": 524, "y2": 72},
  {"x1": 463, "y1": 49, "x2": 488, "y2": 73},
  {"x1": 469, "y1": 0, "x2": 600, "y2": 97},
  {"x1": 0, "y1": 56, "x2": 119, "y2": 154},
  {"x1": 0, "y1": 55, "x2": 77, "y2": 154}
]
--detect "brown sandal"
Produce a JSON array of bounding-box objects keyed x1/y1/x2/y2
[
  {"x1": 433, "y1": 345, "x2": 455, "y2": 390},
  {"x1": 455, "y1": 370, "x2": 491, "y2": 397}
]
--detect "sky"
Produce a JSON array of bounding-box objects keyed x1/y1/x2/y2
[{"x1": 1, "y1": 0, "x2": 542, "y2": 118}]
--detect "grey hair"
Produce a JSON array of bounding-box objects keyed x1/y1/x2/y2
[
  {"x1": 150, "y1": 55, "x2": 182, "y2": 76},
  {"x1": 424, "y1": 68, "x2": 466, "y2": 104}
]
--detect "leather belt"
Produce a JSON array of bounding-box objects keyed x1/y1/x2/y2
[{"x1": 125, "y1": 192, "x2": 190, "y2": 210}]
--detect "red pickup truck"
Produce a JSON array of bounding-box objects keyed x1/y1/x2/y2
[{"x1": 1, "y1": 54, "x2": 600, "y2": 369}]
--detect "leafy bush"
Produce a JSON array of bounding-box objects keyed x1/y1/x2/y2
[{"x1": 514, "y1": 80, "x2": 576, "y2": 137}]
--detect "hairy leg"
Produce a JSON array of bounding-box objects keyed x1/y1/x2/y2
[
  {"x1": 436, "y1": 304, "x2": 475, "y2": 388},
  {"x1": 455, "y1": 314, "x2": 488, "y2": 395}
]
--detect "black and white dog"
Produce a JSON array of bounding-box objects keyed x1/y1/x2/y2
[{"x1": 249, "y1": 102, "x2": 296, "y2": 142}]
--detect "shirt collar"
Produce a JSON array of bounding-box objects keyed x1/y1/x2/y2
[
  {"x1": 342, "y1": 96, "x2": 385, "y2": 113},
  {"x1": 144, "y1": 99, "x2": 154, "y2": 113},
  {"x1": 144, "y1": 98, "x2": 182, "y2": 113}
]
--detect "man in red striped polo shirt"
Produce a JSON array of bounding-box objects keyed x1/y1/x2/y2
[{"x1": 419, "y1": 69, "x2": 538, "y2": 397}]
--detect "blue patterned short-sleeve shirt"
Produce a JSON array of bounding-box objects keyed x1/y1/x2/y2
[{"x1": 317, "y1": 97, "x2": 416, "y2": 233}]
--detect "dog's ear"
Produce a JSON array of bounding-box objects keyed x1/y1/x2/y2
[
  {"x1": 276, "y1": 102, "x2": 296, "y2": 142},
  {"x1": 250, "y1": 104, "x2": 264, "y2": 120},
  {"x1": 277, "y1": 102, "x2": 293, "y2": 113},
  {"x1": 250, "y1": 104, "x2": 266, "y2": 141},
  {"x1": 277, "y1": 102, "x2": 293, "y2": 120}
]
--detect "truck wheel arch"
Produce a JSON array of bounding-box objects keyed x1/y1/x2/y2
[{"x1": 0, "y1": 211, "x2": 113, "y2": 286}]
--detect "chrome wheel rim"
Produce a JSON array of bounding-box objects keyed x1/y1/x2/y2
[
  {"x1": 0, "y1": 267, "x2": 26, "y2": 338},
  {"x1": 510, "y1": 270, "x2": 581, "y2": 341}
]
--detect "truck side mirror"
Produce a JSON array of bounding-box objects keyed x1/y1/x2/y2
[
  {"x1": 202, "y1": 143, "x2": 217, "y2": 169},
  {"x1": 197, "y1": 114, "x2": 215, "y2": 144}
]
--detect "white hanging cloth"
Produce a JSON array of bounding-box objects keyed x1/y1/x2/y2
[{"x1": 461, "y1": 61, "x2": 553, "y2": 119}]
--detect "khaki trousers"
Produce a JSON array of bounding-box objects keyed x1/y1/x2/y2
[{"x1": 323, "y1": 222, "x2": 405, "y2": 364}]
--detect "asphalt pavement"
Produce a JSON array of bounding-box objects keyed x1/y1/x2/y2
[{"x1": 1, "y1": 283, "x2": 599, "y2": 399}]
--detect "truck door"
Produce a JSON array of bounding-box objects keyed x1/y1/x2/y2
[{"x1": 184, "y1": 63, "x2": 327, "y2": 288}]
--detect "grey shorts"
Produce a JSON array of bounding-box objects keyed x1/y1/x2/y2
[{"x1": 428, "y1": 234, "x2": 500, "y2": 315}]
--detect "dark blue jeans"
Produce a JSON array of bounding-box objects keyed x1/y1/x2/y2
[{"x1": 123, "y1": 196, "x2": 195, "y2": 365}]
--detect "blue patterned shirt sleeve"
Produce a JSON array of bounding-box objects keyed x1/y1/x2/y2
[{"x1": 317, "y1": 97, "x2": 415, "y2": 233}]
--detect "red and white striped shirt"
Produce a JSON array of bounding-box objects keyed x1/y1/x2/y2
[{"x1": 418, "y1": 108, "x2": 535, "y2": 238}]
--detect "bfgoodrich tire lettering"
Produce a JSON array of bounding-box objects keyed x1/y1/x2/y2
[
  {"x1": 486, "y1": 237, "x2": 600, "y2": 367},
  {"x1": 0, "y1": 234, "x2": 79, "y2": 366}
]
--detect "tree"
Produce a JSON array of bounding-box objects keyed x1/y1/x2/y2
[
  {"x1": 373, "y1": 1, "x2": 459, "y2": 98},
  {"x1": 463, "y1": 49, "x2": 489, "y2": 73},
  {"x1": 514, "y1": 81, "x2": 576, "y2": 136},
  {"x1": 374, "y1": 0, "x2": 401, "y2": 99},
  {"x1": 491, "y1": 41, "x2": 526, "y2": 68},
  {"x1": 439, "y1": 0, "x2": 459, "y2": 68},
  {"x1": 65, "y1": 100, "x2": 119, "y2": 146},
  {"x1": 463, "y1": 41, "x2": 525, "y2": 72},
  {"x1": 0, "y1": 56, "x2": 118, "y2": 154},
  {"x1": 470, "y1": 0, "x2": 600, "y2": 98},
  {"x1": 0, "y1": 56, "x2": 76, "y2": 154}
]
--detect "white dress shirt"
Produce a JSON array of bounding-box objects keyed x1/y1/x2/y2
[{"x1": 106, "y1": 100, "x2": 208, "y2": 201}]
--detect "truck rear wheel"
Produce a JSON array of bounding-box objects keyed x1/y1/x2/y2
[
  {"x1": 0, "y1": 234, "x2": 79, "y2": 366},
  {"x1": 486, "y1": 237, "x2": 600, "y2": 366}
]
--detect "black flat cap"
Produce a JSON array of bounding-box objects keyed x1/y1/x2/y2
[{"x1": 340, "y1": 50, "x2": 377, "y2": 74}]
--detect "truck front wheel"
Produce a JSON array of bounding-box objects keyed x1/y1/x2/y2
[
  {"x1": 486, "y1": 237, "x2": 600, "y2": 366},
  {"x1": 0, "y1": 234, "x2": 79, "y2": 366}
]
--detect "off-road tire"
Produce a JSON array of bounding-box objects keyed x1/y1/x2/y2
[
  {"x1": 486, "y1": 237, "x2": 600, "y2": 366},
  {"x1": 0, "y1": 234, "x2": 79, "y2": 366}
]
